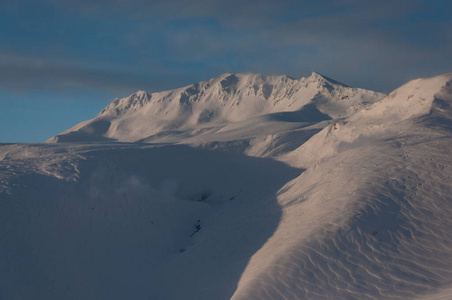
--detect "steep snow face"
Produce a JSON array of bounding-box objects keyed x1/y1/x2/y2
[{"x1": 48, "y1": 72, "x2": 384, "y2": 143}]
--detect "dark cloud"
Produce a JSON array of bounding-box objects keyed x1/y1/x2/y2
[
  {"x1": 0, "y1": 54, "x2": 152, "y2": 94},
  {"x1": 37, "y1": 0, "x2": 424, "y2": 28},
  {"x1": 1, "y1": 0, "x2": 451, "y2": 94}
]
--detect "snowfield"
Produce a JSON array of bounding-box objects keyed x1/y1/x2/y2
[{"x1": 1, "y1": 72, "x2": 451, "y2": 299}]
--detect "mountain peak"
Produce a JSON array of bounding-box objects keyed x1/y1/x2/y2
[
  {"x1": 99, "y1": 90, "x2": 152, "y2": 116},
  {"x1": 310, "y1": 71, "x2": 348, "y2": 87},
  {"x1": 130, "y1": 90, "x2": 151, "y2": 99}
]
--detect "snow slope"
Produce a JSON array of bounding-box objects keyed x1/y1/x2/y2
[
  {"x1": 1, "y1": 72, "x2": 451, "y2": 299},
  {"x1": 232, "y1": 73, "x2": 452, "y2": 299},
  {"x1": 47, "y1": 72, "x2": 384, "y2": 145},
  {"x1": 0, "y1": 143, "x2": 301, "y2": 299}
]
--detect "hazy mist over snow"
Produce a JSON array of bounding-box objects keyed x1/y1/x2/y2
[{"x1": 1, "y1": 0, "x2": 451, "y2": 142}]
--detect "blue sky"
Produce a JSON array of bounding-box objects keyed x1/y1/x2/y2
[{"x1": 1, "y1": 0, "x2": 451, "y2": 142}]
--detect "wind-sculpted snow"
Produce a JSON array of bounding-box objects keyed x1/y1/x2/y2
[
  {"x1": 1, "y1": 73, "x2": 452, "y2": 299},
  {"x1": 232, "y1": 133, "x2": 452, "y2": 299}
]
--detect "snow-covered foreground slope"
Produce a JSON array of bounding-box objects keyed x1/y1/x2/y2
[
  {"x1": 0, "y1": 143, "x2": 301, "y2": 299},
  {"x1": 234, "y1": 128, "x2": 452, "y2": 299},
  {"x1": 1, "y1": 73, "x2": 452, "y2": 299}
]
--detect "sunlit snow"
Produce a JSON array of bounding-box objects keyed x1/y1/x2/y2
[{"x1": 1, "y1": 72, "x2": 451, "y2": 299}]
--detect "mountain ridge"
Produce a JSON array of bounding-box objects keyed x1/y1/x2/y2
[{"x1": 47, "y1": 72, "x2": 385, "y2": 143}]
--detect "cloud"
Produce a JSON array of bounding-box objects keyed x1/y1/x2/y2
[
  {"x1": 37, "y1": 0, "x2": 426, "y2": 28},
  {"x1": 1, "y1": 0, "x2": 451, "y2": 94},
  {"x1": 0, "y1": 53, "x2": 153, "y2": 94}
]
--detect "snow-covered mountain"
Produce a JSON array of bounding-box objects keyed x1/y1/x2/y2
[
  {"x1": 1, "y1": 72, "x2": 452, "y2": 299},
  {"x1": 47, "y1": 72, "x2": 384, "y2": 144}
]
